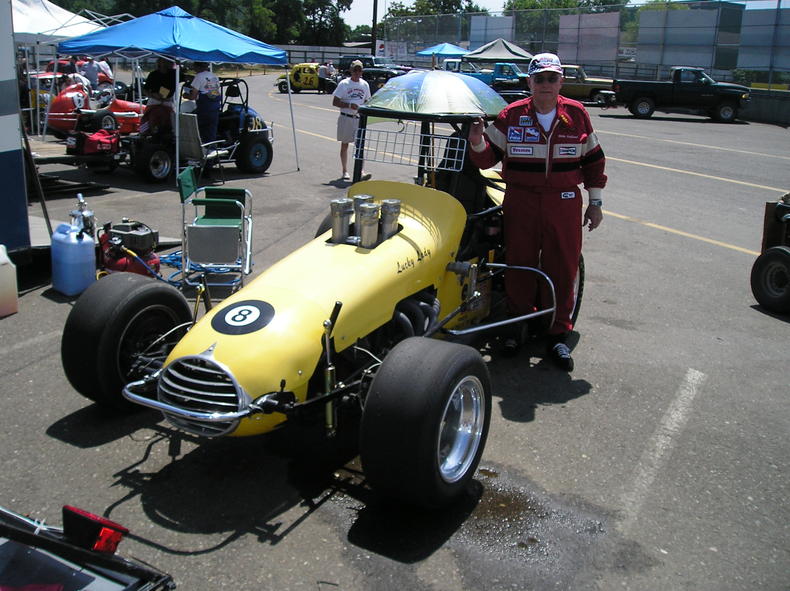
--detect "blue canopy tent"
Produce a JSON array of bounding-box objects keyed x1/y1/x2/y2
[
  {"x1": 416, "y1": 43, "x2": 469, "y2": 59},
  {"x1": 416, "y1": 42, "x2": 469, "y2": 69},
  {"x1": 57, "y1": 6, "x2": 299, "y2": 173}
]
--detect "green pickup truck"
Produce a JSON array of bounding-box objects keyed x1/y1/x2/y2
[{"x1": 613, "y1": 66, "x2": 751, "y2": 123}]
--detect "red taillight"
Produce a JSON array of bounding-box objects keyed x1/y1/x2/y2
[{"x1": 62, "y1": 505, "x2": 129, "y2": 554}]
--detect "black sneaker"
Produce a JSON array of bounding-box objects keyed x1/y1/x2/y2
[{"x1": 548, "y1": 342, "x2": 574, "y2": 371}]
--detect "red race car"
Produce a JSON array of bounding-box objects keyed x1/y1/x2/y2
[{"x1": 35, "y1": 74, "x2": 143, "y2": 137}]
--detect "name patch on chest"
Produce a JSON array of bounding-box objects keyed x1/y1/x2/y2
[
  {"x1": 509, "y1": 145, "x2": 534, "y2": 156},
  {"x1": 518, "y1": 115, "x2": 533, "y2": 126}
]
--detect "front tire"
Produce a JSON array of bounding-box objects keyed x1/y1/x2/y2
[
  {"x1": 713, "y1": 102, "x2": 738, "y2": 123},
  {"x1": 751, "y1": 246, "x2": 790, "y2": 314},
  {"x1": 62, "y1": 273, "x2": 192, "y2": 410},
  {"x1": 360, "y1": 337, "x2": 492, "y2": 508},
  {"x1": 629, "y1": 96, "x2": 655, "y2": 118},
  {"x1": 277, "y1": 80, "x2": 288, "y2": 93},
  {"x1": 235, "y1": 134, "x2": 273, "y2": 174}
]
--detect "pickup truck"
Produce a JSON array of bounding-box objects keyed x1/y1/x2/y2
[
  {"x1": 442, "y1": 59, "x2": 529, "y2": 91},
  {"x1": 613, "y1": 66, "x2": 750, "y2": 123},
  {"x1": 337, "y1": 55, "x2": 410, "y2": 75},
  {"x1": 560, "y1": 65, "x2": 614, "y2": 104}
]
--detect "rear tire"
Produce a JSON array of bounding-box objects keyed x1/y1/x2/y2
[
  {"x1": 751, "y1": 246, "x2": 790, "y2": 314},
  {"x1": 629, "y1": 96, "x2": 655, "y2": 118},
  {"x1": 235, "y1": 134, "x2": 273, "y2": 174},
  {"x1": 62, "y1": 273, "x2": 192, "y2": 410},
  {"x1": 531, "y1": 254, "x2": 585, "y2": 334},
  {"x1": 135, "y1": 143, "x2": 172, "y2": 182},
  {"x1": 360, "y1": 337, "x2": 491, "y2": 508}
]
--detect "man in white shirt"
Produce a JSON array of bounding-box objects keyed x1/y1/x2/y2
[
  {"x1": 185, "y1": 62, "x2": 222, "y2": 142},
  {"x1": 79, "y1": 56, "x2": 101, "y2": 89},
  {"x1": 331, "y1": 60, "x2": 371, "y2": 181},
  {"x1": 317, "y1": 62, "x2": 329, "y2": 94}
]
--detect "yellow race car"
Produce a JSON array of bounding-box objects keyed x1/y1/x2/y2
[
  {"x1": 276, "y1": 62, "x2": 337, "y2": 94},
  {"x1": 61, "y1": 71, "x2": 584, "y2": 508}
]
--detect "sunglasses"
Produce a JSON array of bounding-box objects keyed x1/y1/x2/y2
[{"x1": 532, "y1": 74, "x2": 560, "y2": 84}]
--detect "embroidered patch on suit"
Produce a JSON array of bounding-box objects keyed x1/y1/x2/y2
[
  {"x1": 518, "y1": 115, "x2": 533, "y2": 126},
  {"x1": 558, "y1": 146, "x2": 578, "y2": 156},
  {"x1": 509, "y1": 145, "x2": 534, "y2": 156},
  {"x1": 561, "y1": 191, "x2": 576, "y2": 199},
  {"x1": 525, "y1": 127, "x2": 540, "y2": 142},
  {"x1": 507, "y1": 126, "x2": 525, "y2": 143}
]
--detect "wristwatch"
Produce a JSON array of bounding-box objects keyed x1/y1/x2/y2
[{"x1": 589, "y1": 199, "x2": 603, "y2": 207}]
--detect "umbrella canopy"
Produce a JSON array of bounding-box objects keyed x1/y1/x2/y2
[
  {"x1": 58, "y1": 6, "x2": 286, "y2": 65},
  {"x1": 464, "y1": 38, "x2": 533, "y2": 63},
  {"x1": 365, "y1": 70, "x2": 506, "y2": 118},
  {"x1": 416, "y1": 42, "x2": 469, "y2": 58}
]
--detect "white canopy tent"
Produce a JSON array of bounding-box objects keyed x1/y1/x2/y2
[{"x1": 12, "y1": 0, "x2": 103, "y2": 44}]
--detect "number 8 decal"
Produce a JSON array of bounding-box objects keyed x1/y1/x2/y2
[
  {"x1": 224, "y1": 305, "x2": 260, "y2": 327},
  {"x1": 211, "y1": 300, "x2": 275, "y2": 335}
]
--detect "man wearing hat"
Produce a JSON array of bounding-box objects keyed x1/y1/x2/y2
[
  {"x1": 468, "y1": 52, "x2": 606, "y2": 371},
  {"x1": 332, "y1": 60, "x2": 372, "y2": 181},
  {"x1": 185, "y1": 62, "x2": 222, "y2": 142},
  {"x1": 79, "y1": 56, "x2": 100, "y2": 89}
]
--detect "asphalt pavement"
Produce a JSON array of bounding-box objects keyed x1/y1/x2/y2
[{"x1": 2, "y1": 73, "x2": 788, "y2": 590}]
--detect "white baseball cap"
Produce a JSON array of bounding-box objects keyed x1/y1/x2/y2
[{"x1": 528, "y1": 53, "x2": 563, "y2": 77}]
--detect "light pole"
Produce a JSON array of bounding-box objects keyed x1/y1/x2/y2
[{"x1": 371, "y1": 0, "x2": 378, "y2": 56}]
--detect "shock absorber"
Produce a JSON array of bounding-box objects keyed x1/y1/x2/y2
[{"x1": 323, "y1": 301, "x2": 343, "y2": 438}]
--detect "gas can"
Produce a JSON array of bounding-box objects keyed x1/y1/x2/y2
[
  {"x1": 51, "y1": 223, "x2": 96, "y2": 296},
  {"x1": 0, "y1": 244, "x2": 18, "y2": 317}
]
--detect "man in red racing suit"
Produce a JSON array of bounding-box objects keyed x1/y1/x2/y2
[{"x1": 469, "y1": 52, "x2": 606, "y2": 371}]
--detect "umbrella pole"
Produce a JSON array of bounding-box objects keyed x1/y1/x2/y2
[{"x1": 285, "y1": 70, "x2": 300, "y2": 171}]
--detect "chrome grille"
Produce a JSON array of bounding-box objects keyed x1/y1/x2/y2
[{"x1": 158, "y1": 356, "x2": 245, "y2": 437}]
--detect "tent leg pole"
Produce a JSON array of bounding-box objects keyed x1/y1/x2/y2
[{"x1": 285, "y1": 73, "x2": 300, "y2": 171}]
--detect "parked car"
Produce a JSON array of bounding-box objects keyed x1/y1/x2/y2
[
  {"x1": 442, "y1": 59, "x2": 529, "y2": 91},
  {"x1": 613, "y1": 66, "x2": 751, "y2": 122},
  {"x1": 337, "y1": 54, "x2": 410, "y2": 76},
  {"x1": 276, "y1": 62, "x2": 338, "y2": 94},
  {"x1": 560, "y1": 65, "x2": 614, "y2": 104}
]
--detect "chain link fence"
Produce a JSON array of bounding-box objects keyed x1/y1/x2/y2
[{"x1": 380, "y1": 1, "x2": 789, "y2": 91}]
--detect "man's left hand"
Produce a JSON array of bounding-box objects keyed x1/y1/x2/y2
[{"x1": 584, "y1": 205, "x2": 603, "y2": 231}]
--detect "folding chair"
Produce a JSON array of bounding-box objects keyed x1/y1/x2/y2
[
  {"x1": 179, "y1": 113, "x2": 230, "y2": 184},
  {"x1": 175, "y1": 166, "x2": 253, "y2": 288}
]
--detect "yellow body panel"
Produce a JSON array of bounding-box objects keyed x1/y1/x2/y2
[{"x1": 165, "y1": 181, "x2": 468, "y2": 436}]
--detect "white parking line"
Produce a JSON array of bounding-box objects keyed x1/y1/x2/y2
[{"x1": 619, "y1": 368, "x2": 708, "y2": 535}]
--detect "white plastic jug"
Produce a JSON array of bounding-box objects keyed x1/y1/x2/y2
[{"x1": 0, "y1": 244, "x2": 19, "y2": 317}]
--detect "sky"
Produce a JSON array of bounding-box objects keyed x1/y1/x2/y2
[
  {"x1": 343, "y1": 0, "x2": 507, "y2": 29},
  {"x1": 341, "y1": 0, "x2": 785, "y2": 29}
]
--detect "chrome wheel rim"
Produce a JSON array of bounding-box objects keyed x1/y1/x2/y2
[
  {"x1": 150, "y1": 151, "x2": 172, "y2": 179},
  {"x1": 437, "y1": 375, "x2": 485, "y2": 483},
  {"x1": 764, "y1": 260, "x2": 789, "y2": 297}
]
